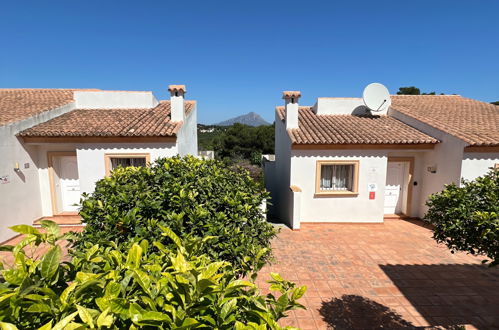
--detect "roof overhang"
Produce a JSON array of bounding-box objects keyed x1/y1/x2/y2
[
  {"x1": 21, "y1": 136, "x2": 176, "y2": 144},
  {"x1": 463, "y1": 145, "x2": 499, "y2": 153},
  {"x1": 291, "y1": 143, "x2": 437, "y2": 150}
]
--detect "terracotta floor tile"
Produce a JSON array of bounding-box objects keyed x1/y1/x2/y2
[{"x1": 257, "y1": 220, "x2": 499, "y2": 329}]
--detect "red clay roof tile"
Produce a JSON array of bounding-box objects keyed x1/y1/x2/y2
[
  {"x1": 0, "y1": 89, "x2": 83, "y2": 126},
  {"x1": 276, "y1": 106, "x2": 438, "y2": 145},
  {"x1": 390, "y1": 95, "x2": 498, "y2": 146},
  {"x1": 18, "y1": 101, "x2": 195, "y2": 138}
]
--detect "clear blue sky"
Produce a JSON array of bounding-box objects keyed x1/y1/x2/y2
[{"x1": 1, "y1": 0, "x2": 498, "y2": 124}]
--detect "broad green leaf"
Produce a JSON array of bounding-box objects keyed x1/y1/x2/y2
[
  {"x1": 52, "y1": 311, "x2": 78, "y2": 330},
  {"x1": 60, "y1": 282, "x2": 78, "y2": 304},
  {"x1": 171, "y1": 252, "x2": 189, "y2": 273},
  {"x1": 0, "y1": 246, "x2": 13, "y2": 252},
  {"x1": 8, "y1": 225, "x2": 40, "y2": 235},
  {"x1": 225, "y1": 280, "x2": 255, "y2": 293},
  {"x1": 26, "y1": 303, "x2": 51, "y2": 313},
  {"x1": 76, "y1": 305, "x2": 94, "y2": 328},
  {"x1": 37, "y1": 320, "x2": 53, "y2": 330},
  {"x1": 132, "y1": 270, "x2": 151, "y2": 295},
  {"x1": 40, "y1": 220, "x2": 60, "y2": 237},
  {"x1": 158, "y1": 225, "x2": 182, "y2": 249},
  {"x1": 40, "y1": 245, "x2": 62, "y2": 279},
  {"x1": 96, "y1": 308, "x2": 114, "y2": 328},
  {"x1": 291, "y1": 286, "x2": 307, "y2": 300},
  {"x1": 220, "y1": 298, "x2": 237, "y2": 320},
  {"x1": 0, "y1": 322, "x2": 19, "y2": 330},
  {"x1": 104, "y1": 282, "x2": 121, "y2": 299},
  {"x1": 269, "y1": 273, "x2": 284, "y2": 282},
  {"x1": 125, "y1": 244, "x2": 143, "y2": 269},
  {"x1": 0, "y1": 293, "x2": 15, "y2": 303}
]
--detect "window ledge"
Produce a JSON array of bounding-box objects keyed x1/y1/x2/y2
[{"x1": 314, "y1": 191, "x2": 359, "y2": 197}]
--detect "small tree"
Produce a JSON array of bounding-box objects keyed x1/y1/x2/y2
[
  {"x1": 425, "y1": 169, "x2": 499, "y2": 266},
  {"x1": 73, "y1": 156, "x2": 276, "y2": 274}
]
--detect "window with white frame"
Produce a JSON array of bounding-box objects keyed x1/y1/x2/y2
[{"x1": 316, "y1": 160, "x2": 359, "y2": 195}]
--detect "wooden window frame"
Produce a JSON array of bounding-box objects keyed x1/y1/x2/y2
[
  {"x1": 315, "y1": 160, "x2": 359, "y2": 196},
  {"x1": 104, "y1": 153, "x2": 151, "y2": 176}
]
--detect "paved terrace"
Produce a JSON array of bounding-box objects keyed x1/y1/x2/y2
[{"x1": 258, "y1": 220, "x2": 499, "y2": 329}]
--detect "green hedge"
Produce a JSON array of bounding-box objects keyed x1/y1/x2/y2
[
  {"x1": 425, "y1": 169, "x2": 499, "y2": 266},
  {"x1": 73, "y1": 156, "x2": 276, "y2": 274}
]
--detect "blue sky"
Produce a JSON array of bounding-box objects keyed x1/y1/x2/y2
[{"x1": 1, "y1": 1, "x2": 498, "y2": 124}]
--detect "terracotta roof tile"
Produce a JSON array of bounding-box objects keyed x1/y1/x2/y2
[
  {"x1": 282, "y1": 91, "x2": 301, "y2": 99},
  {"x1": 0, "y1": 89, "x2": 83, "y2": 126},
  {"x1": 18, "y1": 101, "x2": 195, "y2": 138},
  {"x1": 168, "y1": 85, "x2": 186, "y2": 93},
  {"x1": 276, "y1": 107, "x2": 438, "y2": 145},
  {"x1": 391, "y1": 95, "x2": 499, "y2": 146}
]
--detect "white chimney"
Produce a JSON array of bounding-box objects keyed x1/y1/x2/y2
[
  {"x1": 168, "y1": 85, "x2": 186, "y2": 122},
  {"x1": 283, "y1": 91, "x2": 301, "y2": 129}
]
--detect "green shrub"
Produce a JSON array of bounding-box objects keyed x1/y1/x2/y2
[
  {"x1": 0, "y1": 222, "x2": 306, "y2": 329},
  {"x1": 425, "y1": 169, "x2": 499, "y2": 266},
  {"x1": 74, "y1": 156, "x2": 276, "y2": 274}
]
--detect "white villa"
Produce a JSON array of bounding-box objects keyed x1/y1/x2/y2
[
  {"x1": 264, "y1": 88, "x2": 499, "y2": 229},
  {"x1": 0, "y1": 85, "x2": 197, "y2": 242}
]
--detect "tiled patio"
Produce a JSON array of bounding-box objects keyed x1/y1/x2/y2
[{"x1": 258, "y1": 219, "x2": 499, "y2": 329}]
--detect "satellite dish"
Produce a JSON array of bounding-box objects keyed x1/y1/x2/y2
[{"x1": 363, "y1": 83, "x2": 391, "y2": 112}]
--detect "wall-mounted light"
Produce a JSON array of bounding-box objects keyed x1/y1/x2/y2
[
  {"x1": 14, "y1": 162, "x2": 20, "y2": 172},
  {"x1": 427, "y1": 165, "x2": 437, "y2": 174}
]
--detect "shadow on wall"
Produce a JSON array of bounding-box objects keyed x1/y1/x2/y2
[
  {"x1": 379, "y1": 264, "x2": 499, "y2": 329},
  {"x1": 319, "y1": 295, "x2": 415, "y2": 329}
]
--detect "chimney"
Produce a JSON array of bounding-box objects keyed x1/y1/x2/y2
[
  {"x1": 168, "y1": 85, "x2": 186, "y2": 122},
  {"x1": 283, "y1": 91, "x2": 301, "y2": 129}
]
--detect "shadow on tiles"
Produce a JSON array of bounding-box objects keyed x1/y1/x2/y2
[
  {"x1": 380, "y1": 264, "x2": 499, "y2": 329},
  {"x1": 318, "y1": 295, "x2": 465, "y2": 330}
]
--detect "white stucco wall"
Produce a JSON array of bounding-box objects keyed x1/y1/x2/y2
[
  {"x1": 176, "y1": 106, "x2": 198, "y2": 157},
  {"x1": 389, "y1": 108, "x2": 467, "y2": 216},
  {"x1": 290, "y1": 150, "x2": 388, "y2": 223},
  {"x1": 75, "y1": 143, "x2": 178, "y2": 195},
  {"x1": 461, "y1": 153, "x2": 499, "y2": 181},
  {"x1": 74, "y1": 91, "x2": 158, "y2": 109},
  {"x1": 0, "y1": 102, "x2": 76, "y2": 242}
]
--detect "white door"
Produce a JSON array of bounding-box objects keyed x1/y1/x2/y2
[
  {"x1": 384, "y1": 162, "x2": 405, "y2": 214},
  {"x1": 59, "y1": 156, "x2": 80, "y2": 212}
]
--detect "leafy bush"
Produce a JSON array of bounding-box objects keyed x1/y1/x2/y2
[
  {"x1": 425, "y1": 169, "x2": 499, "y2": 266},
  {"x1": 74, "y1": 156, "x2": 276, "y2": 274},
  {"x1": 0, "y1": 222, "x2": 306, "y2": 329}
]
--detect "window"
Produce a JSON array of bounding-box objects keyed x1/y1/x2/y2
[
  {"x1": 315, "y1": 160, "x2": 359, "y2": 195},
  {"x1": 110, "y1": 157, "x2": 146, "y2": 169},
  {"x1": 104, "y1": 153, "x2": 150, "y2": 175}
]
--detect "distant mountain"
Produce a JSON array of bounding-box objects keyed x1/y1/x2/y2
[{"x1": 215, "y1": 112, "x2": 270, "y2": 127}]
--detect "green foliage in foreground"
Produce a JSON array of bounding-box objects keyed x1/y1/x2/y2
[
  {"x1": 74, "y1": 156, "x2": 276, "y2": 275},
  {"x1": 0, "y1": 222, "x2": 306, "y2": 329},
  {"x1": 425, "y1": 169, "x2": 499, "y2": 266}
]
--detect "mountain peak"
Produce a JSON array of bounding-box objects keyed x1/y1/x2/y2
[{"x1": 215, "y1": 112, "x2": 270, "y2": 127}]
